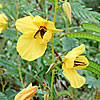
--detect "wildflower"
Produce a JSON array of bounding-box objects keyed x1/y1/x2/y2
[
  {"x1": 63, "y1": 2, "x2": 72, "y2": 24},
  {"x1": 14, "y1": 83, "x2": 38, "y2": 100},
  {"x1": 0, "y1": 4, "x2": 2, "y2": 8},
  {"x1": 0, "y1": 13, "x2": 8, "y2": 33},
  {"x1": 62, "y1": 44, "x2": 89, "y2": 88},
  {"x1": 16, "y1": 15, "x2": 63, "y2": 61}
]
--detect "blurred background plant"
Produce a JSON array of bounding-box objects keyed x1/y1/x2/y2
[{"x1": 0, "y1": 0, "x2": 100, "y2": 100}]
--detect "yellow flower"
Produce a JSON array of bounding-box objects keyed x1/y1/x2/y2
[
  {"x1": 16, "y1": 15, "x2": 63, "y2": 61},
  {"x1": 14, "y1": 83, "x2": 38, "y2": 100},
  {"x1": 62, "y1": 44, "x2": 89, "y2": 88},
  {"x1": 0, "y1": 13, "x2": 8, "y2": 34},
  {"x1": 0, "y1": 4, "x2": 2, "y2": 8}
]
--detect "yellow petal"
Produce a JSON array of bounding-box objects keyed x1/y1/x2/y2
[
  {"x1": 0, "y1": 28, "x2": 3, "y2": 33},
  {"x1": 0, "y1": 4, "x2": 2, "y2": 8},
  {"x1": 73, "y1": 56, "x2": 89, "y2": 70},
  {"x1": 32, "y1": 16, "x2": 63, "y2": 33},
  {"x1": 42, "y1": 31, "x2": 52, "y2": 44},
  {"x1": 66, "y1": 44, "x2": 85, "y2": 58},
  {"x1": 14, "y1": 83, "x2": 38, "y2": 100},
  {"x1": 0, "y1": 13, "x2": 8, "y2": 33},
  {"x1": 32, "y1": 15, "x2": 46, "y2": 28},
  {"x1": 63, "y1": 68, "x2": 86, "y2": 88},
  {"x1": 16, "y1": 16, "x2": 38, "y2": 35},
  {"x1": 46, "y1": 21, "x2": 63, "y2": 33},
  {"x1": 16, "y1": 35, "x2": 47, "y2": 61},
  {"x1": 62, "y1": 58, "x2": 74, "y2": 68}
]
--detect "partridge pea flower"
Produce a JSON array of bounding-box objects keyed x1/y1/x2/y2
[
  {"x1": 16, "y1": 15, "x2": 63, "y2": 61},
  {"x1": 62, "y1": 44, "x2": 89, "y2": 88},
  {"x1": 14, "y1": 83, "x2": 38, "y2": 100},
  {"x1": 0, "y1": 13, "x2": 8, "y2": 33}
]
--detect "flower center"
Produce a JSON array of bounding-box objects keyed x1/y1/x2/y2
[
  {"x1": 74, "y1": 61, "x2": 86, "y2": 67},
  {"x1": 34, "y1": 26, "x2": 47, "y2": 39}
]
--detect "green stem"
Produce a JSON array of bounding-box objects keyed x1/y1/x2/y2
[
  {"x1": 18, "y1": 56, "x2": 24, "y2": 88},
  {"x1": 50, "y1": 0, "x2": 58, "y2": 100},
  {"x1": 0, "y1": 75, "x2": 4, "y2": 93},
  {"x1": 74, "y1": 88, "x2": 78, "y2": 100},
  {"x1": 71, "y1": 86, "x2": 74, "y2": 100},
  {"x1": 67, "y1": 21, "x2": 69, "y2": 32},
  {"x1": 15, "y1": 0, "x2": 24, "y2": 89}
]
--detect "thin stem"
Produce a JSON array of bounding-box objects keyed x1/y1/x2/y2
[
  {"x1": 54, "y1": 49, "x2": 62, "y2": 62},
  {"x1": 15, "y1": 0, "x2": 24, "y2": 89},
  {"x1": 71, "y1": 86, "x2": 74, "y2": 100},
  {"x1": 0, "y1": 75, "x2": 4, "y2": 93},
  {"x1": 67, "y1": 21, "x2": 69, "y2": 33},
  {"x1": 15, "y1": 0, "x2": 19, "y2": 19},
  {"x1": 18, "y1": 56, "x2": 24, "y2": 88},
  {"x1": 61, "y1": 15, "x2": 67, "y2": 33},
  {"x1": 50, "y1": 0, "x2": 58, "y2": 100},
  {"x1": 74, "y1": 88, "x2": 78, "y2": 100},
  {"x1": 15, "y1": 0, "x2": 19, "y2": 36}
]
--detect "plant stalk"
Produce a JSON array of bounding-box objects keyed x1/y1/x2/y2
[
  {"x1": 15, "y1": 1, "x2": 24, "y2": 88},
  {"x1": 18, "y1": 56, "x2": 24, "y2": 88},
  {"x1": 50, "y1": 0, "x2": 58, "y2": 100}
]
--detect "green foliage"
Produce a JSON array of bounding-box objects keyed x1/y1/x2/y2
[
  {"x1": 57, "y1": 90, "x2": 71, "y2": 97},
  {"x1": 71, "y1": 0, "x2": 100, "y2": 24},
  {"x1": 66, "y1": 32, "x2": 100, "y2": 42},
  {"x1": 61, "y1": 37, "x2": 79, "y2": 52},
  {"x1": 81, "y1": 23, "x2": 100, "y2": 34},
  {"x1": 0, "y1": 0, "x2": 100, "y2": 99},
  {"x1": 86, "y1": 76, "x2": 100, "y2": 89},
  {"x1": 0, "y1": 92, "x2": 8, "y2": 100},
  {"x1": 85, "y1": 60, "x2": 100, "y2": 76}
]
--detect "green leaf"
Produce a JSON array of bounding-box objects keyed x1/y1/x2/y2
[
  {"x1": 85, "y1": 60, "x2": 100, "y2": 76},
  {"x1": 57, "y1": 90, "x2": 71, "y2": 96},
  {"x1": 81, "y1": 23, "x2": 100, "y2": 34},
  {"x1": 0, "y1": 92, "x2": 8, "y2": 100},
  {"x1": 86, "y1": 76, "x2": 100, "y2": 88},
  {"x1": 61, "y1": 37, "x2": 78, "y2": 51},
  {"x1": 0, "y1": 59, "x2": 17, "y2": 70},
  {"x1": 5, "y1": 89, "x2": 17, "y2": 100},
  {"x1": 66, "y1": 32, "x2": 100, "y2": 42}
]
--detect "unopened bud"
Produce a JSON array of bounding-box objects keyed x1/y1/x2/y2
[
  {"x1": 44, "y1": 93, "x2": 49, "y2": 100},
  {"x1": 63, "y1": 2, "x2": 72, "y2": 24},
  {"x1": 46, "y1": 63, "x2": 55, "y2": 74}
]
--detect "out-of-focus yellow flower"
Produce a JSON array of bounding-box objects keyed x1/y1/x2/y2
[
  {"x1": 0, "y1": 13, "x2": 8, "y2": 34},
  {"x1": 0, "y1": 4, "x2": 2, "y2": 8},
  {"x1": 16, "y1": 15, "x2": 63, "y2": 61},
  {"x1": 62, "y1": 44, "x2": 89, "y2": 88},
  {"x1": 63, "y1": 2, "x2": 72, "y2": 24},
  {"x1": 14, "y1": 83, "x2": 38, "y2": 100}
]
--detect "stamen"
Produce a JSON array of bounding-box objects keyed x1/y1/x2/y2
[
  {"x1": 34, "y1": 26, "x2": 47, "y2": 39},
  {"x1": 74, "y1": 61, "x2": 86, "y2": 67}
]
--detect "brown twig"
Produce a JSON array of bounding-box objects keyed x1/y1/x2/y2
[
  {"x1": 54, "y1": 49, "x2": 62, "y2": 62},
  {"x1": 36, "y1": 0, "x2": 43, "y2": 11},
  {"x1": 36, "y1": 75, "x2": 45, "y2": 85}
]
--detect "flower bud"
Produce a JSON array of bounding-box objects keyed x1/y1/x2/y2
[
  {"x1": 46, "y1": 63, "x2": 55, "y2": 74},
  {"x1": 44, "y1": 93, "x2": 49, "y2": 100},
  {"x1": 63, "y1": 2, "x2": 72, "y2": 24}
]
